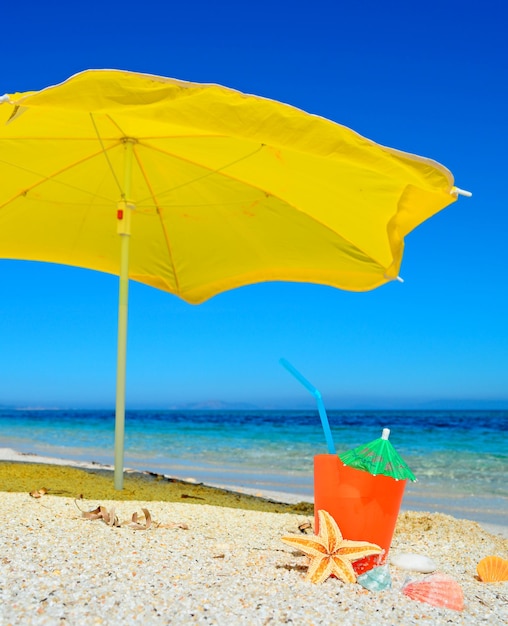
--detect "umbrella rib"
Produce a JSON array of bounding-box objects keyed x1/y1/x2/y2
[
  {"x1": 132, "y1": 145, "x2": 182, "y2": 294},
  {"x1": 0, "y1": 145, "x2": 124, "y2": 209},
  {"x1": 0, "y1": 129, "x2": 401, "y2": 274},
  {"x1": 0, "y1": 138, "x2": 394, "y2": 274},
  {"x1": 134, "y1": 142, "x2": 265, "y2": 205},
  {"x1": 134, "y1": 141, "x2": 391, "y2": 271},
  {"x1": 90, "y1": 113, "x2": 124, "y2": 197}
]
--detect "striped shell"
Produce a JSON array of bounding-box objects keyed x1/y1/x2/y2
[
  {"x1": 477, "y1": 556, "x2": 508, "y2": 582},
  {"x1": 357, "y1": 565, "x2": 392, "y2": 592},
  {"x1": 403, "y1": 573, "x2": 464, "y2": 612}
]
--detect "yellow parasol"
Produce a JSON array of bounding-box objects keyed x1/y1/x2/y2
[{"x1": 0, "y1": 70, "x2": 468, "y2": 488}]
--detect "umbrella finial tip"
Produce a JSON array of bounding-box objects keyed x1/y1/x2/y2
[
  {"x1": 452, "y1": 186, "x2": 472, "y2": 198},
  {"x1": 381, "y1": 428, "x2": 390, "y2": 440}
]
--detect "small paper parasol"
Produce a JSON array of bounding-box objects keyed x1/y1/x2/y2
[{"x1": 339, "y1": 428, "x2": 416, "y2": 481}]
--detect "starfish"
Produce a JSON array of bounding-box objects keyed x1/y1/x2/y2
[{"x1": 281, "y1": 509, "x2": 382, "y2": 584}]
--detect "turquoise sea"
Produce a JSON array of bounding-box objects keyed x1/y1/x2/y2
[{"x1": 1, "y1": 409, "x2": 507, "y2": 525}]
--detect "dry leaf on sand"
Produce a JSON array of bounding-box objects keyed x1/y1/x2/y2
[{"x1": 29, "y1": 488, "x2": 48, "y2": 498}]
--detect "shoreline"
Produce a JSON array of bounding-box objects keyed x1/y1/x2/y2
[{"x1": 1, "y1": 446, "x2": 507, "y2": 539}]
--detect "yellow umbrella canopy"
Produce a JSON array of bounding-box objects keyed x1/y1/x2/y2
[
  {"x1": 0, "y1": 69, "x2": 459, "y2": 299},
  {"x1": 0, "y1": 69, "x2": 463, "y2": 488}
]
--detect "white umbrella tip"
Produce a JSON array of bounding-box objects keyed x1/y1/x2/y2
[
  {"x1": 451, "y1": 186, "x2": 472, "y2": 198},
  {"x1": 0, "y1": 94, "x2": 10, "y2": 103},
  {"x1": 381, "y1": 428, "x2": 390, "y2": 440}
]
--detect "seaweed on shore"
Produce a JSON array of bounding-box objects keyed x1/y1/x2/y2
[{"x1": 0, "y1": 461, "x2": 314, "y2": 515}]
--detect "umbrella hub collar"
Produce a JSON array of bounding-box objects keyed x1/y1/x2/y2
[
  {"x1": 117, "y1": 201, "x2": 135, "y2": 236},
  {"x1": 121, "y1": 136, "x2": 138, "y2": 145}
]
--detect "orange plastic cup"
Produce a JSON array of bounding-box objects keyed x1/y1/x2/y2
[{"x1": 314, "y1": 454, "x2": 407, "y2": 573}]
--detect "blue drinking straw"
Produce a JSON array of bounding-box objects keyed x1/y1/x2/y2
[{"x1": 279, "y1": 358, "x2": 336, "y2": 455}]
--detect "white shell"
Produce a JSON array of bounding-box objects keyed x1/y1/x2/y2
[{"x1": 390, "y1": 553, "x2": 437, "y2": 573}]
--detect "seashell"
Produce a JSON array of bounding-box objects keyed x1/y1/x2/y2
[
  {"x1": 403, "y1": 573, "x2": 464, "y2": 612},
  {"x1": 357, "y1": 565, "x2": 392, "y2": 592},
  {"x1": 391, "y1": 552, "x2": 437, "y2": 573},
  {"x1": 477, "y1": 555, "x2": 508, "y2": 582}
]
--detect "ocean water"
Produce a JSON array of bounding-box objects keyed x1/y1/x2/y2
[{"x1": 1, "y1": 409, "x2": 507, "y2": 524}]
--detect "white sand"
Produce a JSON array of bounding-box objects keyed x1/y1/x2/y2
[{"x1": 1, "y1": 492, "x2": 507, "y2": 625}]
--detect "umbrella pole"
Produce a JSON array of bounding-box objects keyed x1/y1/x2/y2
[{"x1": 114, "y1": 139, "x2": 135, "y2": 490}]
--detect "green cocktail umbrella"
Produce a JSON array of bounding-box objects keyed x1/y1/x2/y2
[{"x1": 339, "y1": 428, "x2": 416, "y2": 481}]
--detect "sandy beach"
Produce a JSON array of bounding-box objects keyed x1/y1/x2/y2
[{"x1": 1, "y1": 453, "x2": 507, "y2": 625}]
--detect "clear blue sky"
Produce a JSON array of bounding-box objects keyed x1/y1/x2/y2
[{"x1": 1, "y1": 1, "x2": 507, "y2": 410}]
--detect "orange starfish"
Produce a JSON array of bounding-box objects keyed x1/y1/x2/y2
[{"x1": 281, "y1": 509, "x2": 382, "y2": 584}]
